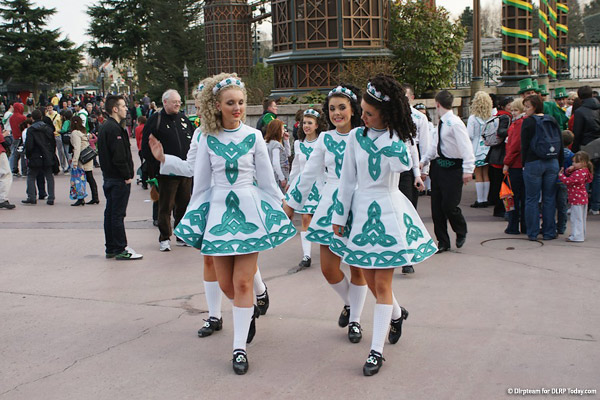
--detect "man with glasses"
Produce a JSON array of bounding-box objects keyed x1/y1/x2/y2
[{"x1": 141, "y1": 89, "x2": 193, "y2": 252}]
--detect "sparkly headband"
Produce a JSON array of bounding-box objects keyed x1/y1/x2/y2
[
  {"x1": 414, "y1": 103, "x2": 426, "y2": 110},
  {"x1": 197, "y1": 83, "x2": 204, "y2": 92},
  {"x1": 303, "y1": 109, "x2": 320, "y2": 118},
  {"x1": 212, "y1": 77, "x2": 245, "y2": 95},
  {"x1": 366, "y1": 82, "x2": 390, "y2": 102},
  {"x1": 328, "y1": 86, "x2": 357, "y2": 102}
]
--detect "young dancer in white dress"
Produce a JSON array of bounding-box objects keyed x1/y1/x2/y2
[
  {"x1": 332, "y1": 75, "x2": 437, "y2": 376},
  {"x1": 150, "y1": 74, "x2": 295, "y2": 375},
  {"x1": 286, "y1": 108, "x2": 327, "y2": 270},
  {"x1": 284, "y1": 85, "x2": 369, "y2": 344},
  {"x1": 467, "y1": 91, "x2": 493, "y2": 208}
]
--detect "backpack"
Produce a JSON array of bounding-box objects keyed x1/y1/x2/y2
[
  {"x1": 482, "y1": 115, "x2": 506, "y2": 146},
  {"x1": 530, "y1": 115, "x2": 561, "y2": 159}
]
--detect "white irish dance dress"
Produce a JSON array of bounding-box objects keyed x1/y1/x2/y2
[
  {"x1": 286, "y1": 138, "x2": 323, "y2": 214},
  {"x1": 161, "y1": 122, "x2": 296, "y2": 255},
  {"x1": 331, "y1": 127, "x2": 437, "y2": 268},
  {"x1": 286, "y1": 129, "x2": 349, "y2": 247}
]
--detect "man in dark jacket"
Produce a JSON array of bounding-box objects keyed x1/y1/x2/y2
[
  {"x1": 573, "y1": 85, "x2": 600, "y2": 213},
  {"x1": 22, "y1": 109, "x2": 55, "y2": 205},
  {"x1": 256, "y1": 98, "x2": 278, "y2": 136},
  {"x1": 98, "y1": 95, "x2": 142, "y2": 260},
  {"x1": 141, "y1": 89, "x2": 193, "y2": 252}
]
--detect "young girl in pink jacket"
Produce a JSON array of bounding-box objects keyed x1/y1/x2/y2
[{"x1": 559, "y1": 151, "x2": 594, "y2": 242}]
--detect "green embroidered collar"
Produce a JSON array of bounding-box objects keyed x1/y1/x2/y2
[{"x1": 223, "y1": 122, "x2": 242, "y2": 133}]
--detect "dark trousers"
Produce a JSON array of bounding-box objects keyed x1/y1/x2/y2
[
  {"x1": 26, "y1": 166, "x2": 54, "y2": 201},
  {"x1": 36, "y1": 169, "x2": 47, "y2": 198},
  {"x1": 103, "y1": 178, "x2": 131, "y2": 255},
  {"x1": 430, "y1": 162, "x2": 467, "y2": 248},
  {"x1": 138, "y1": 151, "x2": 148, "y2": 188},
  {"x1": 488, "y1": 165, "x2": 506, "y2": 216},
  {"x1": 157, "y1": 175, "x2": 192, "y2": 241},
  {"x1": 505, "y1": 168, "x2": 526, "y2": 234},
  {"x1": 85, "y1": 170, "x2": 99, "y2": 201},
  {"x1": 399, "y1": 171, "x2": 418, "y2": 208}
]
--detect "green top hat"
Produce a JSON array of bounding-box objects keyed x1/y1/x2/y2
[
  {"x1": 539, "y1": 84, "x2": 550, "y2": 96},
  {"x1": 554, "y1": 87, "x2": 568, "y2": 99},
  {"x1": 532, "y1": 79, "x2": 540, "y2": 93},
  {"x1": 518, "y1": 78, "x2": 535, "y2": 94}
]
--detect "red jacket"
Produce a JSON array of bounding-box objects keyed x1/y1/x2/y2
[
  {"x1": 559, "y1": 168, "x2": 593, "y2": 205},
  {"x1": 9, "y1": 103, "x2": 26, "y2": 140},
  {"x1": 135, "y1": 124, "x2": 144, "y2": 151},
  {"x1": 0, "y1": 133, "x2": 6, "y2": 155},
  {"x1": 504, "y1": 114, "x2": 527, "y2": 168}
]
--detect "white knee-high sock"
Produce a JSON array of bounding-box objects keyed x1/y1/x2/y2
[
  {"x1": 371, "y1": 304, "x2": 393, "y2": 354},
  {"x1": 330, "y1": 275, "x2": 350, "y2": 305},
  {"x1": 483, "y1": 181, "x2": 490, "y2": 201},
  {"x1": 475, "y1": 182, "x2": 485, "y2": 203},
  {"x1": 300, "y1": 231, "x2": 311, "y2": 258},
  {"x1": 232, "y1": 306, "x2": 253, "y2": 351},
  {"x1": 204, "y1": 280, "x2": 222, "y2": 319},
  {"x1": 391, "y1": 294, "x2": 402, "y2": 320},
  {"x1": 348, "y1": 283, "x2": 368, "y2": 323},
  {"x1": 253, "y1": 267, "x2": 266, "y2": 296}
]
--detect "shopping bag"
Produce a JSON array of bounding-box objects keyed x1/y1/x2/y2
[
  {"x1": 69, "y1": 167, "x2": 88, "y2": 200},
  {"x1": 499, "y1": 174, "x2": 515, "y2": 212}
]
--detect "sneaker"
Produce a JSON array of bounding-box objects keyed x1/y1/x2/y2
[
  {"x1": 115, "y1": 250, "x2": 143, "y2": 260},
  {"x1": 363, "y1": 350, "x2": 385, "y2": 376},
  {"x1": 256, "y1": 287, "x2": 269, "y2": 315},
  {"x1": 232, "y1": 349, "x2": 248, "y2": 375},
  {"x1": 338, "y1": 305, "x2": 350, "y2": 328},
  {"x1": 590, "y1": 209, "x2": 600, "y2": 216},
  {"x1": 176, "y1": 237, "x2": 190, "y2": 247},
  {"x1": 388, "y1": 307, "x2": 409, "y2": 344},
  {"x1": 159, "y1": 240, "x2": 171, "y2": 252},
  {"x1": 197, "y1": 317, "x2": 223, "y2": 337},
  {"x1": 0, "y1": 200, "x2": 16, "y2": 209},
  {"x1": 402, "y1": 265, "x2": 414, "y2": 274},
  {"x1": 298, "y1": 255, "x2": 311, "y2": 268},
  {"x1": 105, "y1": 253, "x2": 117, "y2": 259},
  {"x1": 348, "y1": 322, "x2": 362, "y2": 343},
  {"x1": 246, "y1": 305, "x2": 260, "y2": 344}
]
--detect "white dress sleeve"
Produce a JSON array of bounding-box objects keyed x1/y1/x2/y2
[
  {"x1": 189, "y1": 134, "x2": 212, "y2": 197},
  {"x1": 454, "y1": 119, "x2": 476, "y2": 174},
  {"x1": 288, "y1": 140, "x2": 301, "y2": 184},
  {"x1": 160, "y1": 128, "x2": 201, "y2": 177},
  {"x1": 272, "y1": 146, "x2": 285, "y2": 181},
  {"x1": 286, "y1": 133, "x2": 326, "y2": 210},
  {"x1": 387, "y1": 137, "x2": 413, "y2": 173},
  {"x1": 255, "y1": 133, "x2": 284, "y2": 201},
  {"x1": 331, "y1": 131, "x2": 357, "y2": 226},
  {"x1": 409, "y1": 141, "x2": 420, "y2": 177}
]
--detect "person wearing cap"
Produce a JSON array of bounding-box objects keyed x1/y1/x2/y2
[
  {"x1": 544, "y1": 87, "x2": 569, "y2": 130},
  {"x1": 539, "y1": 84, "x2": 550, "y2": 101},
  {"x1": 518, "y1": 78, "x2": 537, "y2": 98}
]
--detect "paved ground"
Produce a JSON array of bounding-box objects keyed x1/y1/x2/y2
[{"x1": 1, "y1": 145, "x2": 599, "y2": 400}]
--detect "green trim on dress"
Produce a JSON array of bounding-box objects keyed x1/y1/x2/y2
[{"x1": 206, "y1": 134, "x2": 255, "y2": 184}]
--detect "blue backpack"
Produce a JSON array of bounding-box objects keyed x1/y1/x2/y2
[{"x1": 531, "y1": 115, "x2": 561, "y2": 159}]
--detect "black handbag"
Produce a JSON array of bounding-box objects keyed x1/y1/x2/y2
[{"x1": 79, "y1": 146, "x2": 97, "y2": 165}]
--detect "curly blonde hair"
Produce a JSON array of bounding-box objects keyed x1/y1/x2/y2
[
  {"x1": 470, "y1": 91, "x2": 493, "y2": 120},
  {"x1": 198, "y1": 72, "x2": 247, "y2": 135}
]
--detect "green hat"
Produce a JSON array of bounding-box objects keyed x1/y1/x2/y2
[
  {"x1": 554, "y1": 87, "x2": 568, "y2": 99},
  {"x1": 539, "y1": 84, "x2": 550, "y2": 96},
  {"x1": 518, "y1": 78, "x2": 535, "y2": 94},
  {"x1": 532, "y1": 79, "x2": 540, "y2": 93}
]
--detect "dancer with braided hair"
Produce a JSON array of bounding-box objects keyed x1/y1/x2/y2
[{"x1": 332, "y1": 74, "x2": 437, "y2": 376}]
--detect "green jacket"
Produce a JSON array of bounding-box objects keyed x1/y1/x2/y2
[{"x1": 543, "y1": 101, "x2": 568, "y2": 131}]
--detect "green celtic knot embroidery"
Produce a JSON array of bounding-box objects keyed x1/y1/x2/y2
[
  {"x1": 404, "y1": 213, "x2": 424, "y2": 246},
  {"x1": 352, "y1": 201, "x2": 397, "y2": 248},
  {"x1": 317, "y1": 189, "x2": 343, "y2": 227},
  {"x1": 202, "y1": 224, "x2": 296, "y2": 255},
  {"x1": 209, "y1": 191, "x2": 258, "y2": 236},
  {"x1": 356, "y1": 130, "x2": 410, "y2": 181},
  {"x1": 261, "y1": 201, "x2": 287, "y2": 231},
  {"x1": 289, "y1": 176, "x2": 302, "y2": 203},
  {"x1": 207, "y1": 134, "x2": 255, "y2": 184},
  {"x1": 299, "y1": 142, "x2": 314, "y2": 159},
  {"x1": 307, "y1": 182, "x2": 320, "y2": 203},
  {"x1": 323, "y1": 134, "x2": 346, "y2": 178},
  {"x1": 436, "y1": 158, "x2": 456, "y2": 168},
  {"x1": 173, "y1": 202, "x2": 211, "y2": 249}
]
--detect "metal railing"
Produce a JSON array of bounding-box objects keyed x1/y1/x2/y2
[{"x1": 452, "y1": 44, "x2": 600, "y2": 88}]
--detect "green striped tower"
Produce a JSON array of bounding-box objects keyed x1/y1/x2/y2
[
  {"x1": 547, "y1": 0, "x2": 558, "y2": 80},
  {"x1": 538, "y1": 0, "x2": 549, "y2": 80},
  {"x1": 500, "y1": 0, "x2": 534, "y2": 83},
  {"x1": 556, "y1": 0, "x2": 569, "y2": 79}
]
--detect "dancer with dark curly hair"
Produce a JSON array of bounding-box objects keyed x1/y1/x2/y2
[
  {"x1": 284, "y1": 84, "x2": 369, "y2": 344},
  {"x1": 332, "y1": 74, "x2": 436, "y2": 376}
]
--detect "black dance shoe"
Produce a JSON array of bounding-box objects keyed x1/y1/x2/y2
[
  {"x1": 71, "y1": 199, "x2": 85, "y2": 206},
  {"x1": 363, "y1": 350, "x2": 385, "y2": 376},
  {"x1": 246, "y1": 305, "x2": 260, "y2": 344},
  {"x1": 232, "y1": 349, "x2": 248, "y2": 375},
  {"x1": 338, "y1": 305, "x2": 350, "y2": 328},
  {"x1": 256, "y1": 287, "x2": 269, "y2": 316},
  {"x1": 298, "y1": 255, "x2": 311, "y2": 268},
  {"x1": 87, "y1": 199, "x2": 100, "y2": 205},
  {"x1": 402, "y1": 265, "x2": 414, "y2": 274},
  {"x1": 456, "y1": 235, "x2": 466, "y2": 249},
  {"x1": 388, "y1": 307, "x2": 409, "y2": 344},
  {"x1": 197, "y1": 317, "x2": 223, "y2": 338},
  {"x1": 348, "y1": 322, "x2": 362, "y2": 343}
]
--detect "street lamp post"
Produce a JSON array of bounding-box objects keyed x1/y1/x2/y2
[
  {"x1": 127, "y1": 68, "x2": 133, "y2": 102},
  {"x1": 183, "y1": 62, "x2": 189, "y2": 101},
  {"x1": 100, "y1": 68, "x2": 105, "y2": 97}
]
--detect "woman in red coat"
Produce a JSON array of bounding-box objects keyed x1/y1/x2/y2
[{"x1": 503, "y1": 98, "x2": 527, "y2": 234}]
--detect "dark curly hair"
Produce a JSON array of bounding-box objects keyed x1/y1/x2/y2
[
  {"x1": 363, "y1": 74, "x2": 416, "y2": 143},
  {"x1": 323, "y1": 83, "x2": 362, "y2": 130},
  {"x1": 298, "y1": 108, "x2": 328, "y2": 141}
]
